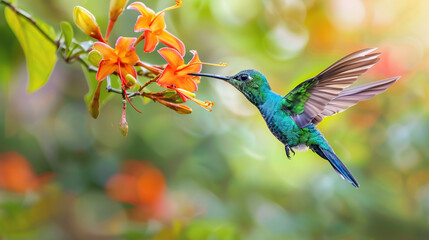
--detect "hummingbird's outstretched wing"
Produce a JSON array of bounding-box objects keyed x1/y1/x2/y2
[
  {"x1": 311, "y1": 76, "x2": 399, "y2": 125},
  {"x1": 282, "y1": 48, "x2": 381, "y2": 128}
]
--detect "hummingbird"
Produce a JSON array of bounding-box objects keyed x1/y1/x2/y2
[{"x1": 189, "y1": 48, "x2": 400, "y2": 188}]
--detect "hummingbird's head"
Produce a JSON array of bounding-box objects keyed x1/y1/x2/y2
[{"x1": 189, "y1": 69, "x2": 271, "y2": 106}]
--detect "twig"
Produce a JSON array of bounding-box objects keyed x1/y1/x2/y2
[
  {"x1": 106, "y1": 75, "x2": 142, "y2": 98},
  {"x1": 1, "y1": 0, "x2": 58, "y2": 46},
  {"x1": 139, "y1": 76, "x2": 158, "y2": 91},
  {"x1": 77, "y1": 56, "x2": 97, "y2": 72}
]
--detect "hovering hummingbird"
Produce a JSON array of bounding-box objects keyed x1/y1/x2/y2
[{"x1": 189, "y1": 48, "x2": 400, "y2": 188}]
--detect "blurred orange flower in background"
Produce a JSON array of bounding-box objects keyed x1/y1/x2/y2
[
  {"x1": 128, "y1": 1, "x2": 185, "y2": 55},
  {"x1": 0, "y1": 152, "x2": 52, "y2": 194},
  {"x1": 106, "y1": 160, "x2": 168, "y2": 221}
]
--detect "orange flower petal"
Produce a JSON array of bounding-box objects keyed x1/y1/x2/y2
[
  {"x1": 177, "y1": 63, "x2": 202, "y2": 77},
  {"x1": 192, "y1": 75, "x2": 201, "y2": 85},
  {"x1": 115, "y1": 37, "x2": 139, "y2": 64},
  {"x1": 134, "y1": 15, "x2": 152, "y2": 32},
  {"x1": 188, "y1": 50, "x2": 201, "y2": 65},
  {"x1": 123, "y1": 51, "x2": 140, "y2": 65},
  {"x1": 115, "y1": 37, "x2": 136, "y2": 54},
  {"x1": 93, "y1": 42, "x2": 116, "y2": 59},
  {"x1": 120, "y1": 63, "x2": 137, "y2": 79},
  {"x1": 143, "y1": 31, "x2": 159, "y2": 53},
  {"x1": 177, "y1": 51, "x2": 202, "y2": 77},
  {"x1": 175, "y1": 77, "x2": 198, "y2": 92},
  {"x1": 158, "y1": 30, "x2": 185, "y2": 56},
  {"x1": 158, "y1": 47, "x2": 184, "y2": 69},
  {"x1": 156, "y1": 65, "x2": 176, "y2": 87},
  {"x1": 150, "y1": 13, "x2": 166, "y2": 34},
  {"x1": 128, "y1": 2, "x2": 155, "y2": 19},
  {"x1": 96, "y1": 60, "x2": 117, "y2": 81},
  {"x1": 0, "y1": 152, "x2": 37, "y2": 193},
  {"x1": 106, "y1": 174, "x2": 140, "y2": 205},
  {"x1": 137, "y1": 167, "x2": 166, "y2": 205}
]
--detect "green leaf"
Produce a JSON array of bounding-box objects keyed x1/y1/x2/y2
[
  {"x1": 60, "y1": 21, "x2": 73, "y2": 49},
  {"x1": 181, "y1": 220, "x2": 239, "y2": 240},
  {"x1": 83, "y1": 66, "x2": 119, "y2": 118},
  {"x1": 0, "y1": 24, "x2": 18, "y2": 90},
  {"x1": 4, "y1": 7, "x2": 57, "y2": 92}
]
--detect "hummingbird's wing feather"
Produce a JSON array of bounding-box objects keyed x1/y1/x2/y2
[
  {"x1": 312, "y1": 77, "x2": 399, "y2": 125},
  {"x1": 282, "y1": 48, "x2": 380, "y2": 128}
]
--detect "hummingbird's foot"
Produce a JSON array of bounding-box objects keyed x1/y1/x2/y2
[
  {"x1": 285, "y1": 145, "x2": 296, "y2": 160},
  {"x1": 285, "y1": 146, "x2": 291, "y2": 159}
]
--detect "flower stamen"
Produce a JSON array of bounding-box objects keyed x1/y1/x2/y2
[
  {"x1": 118, "y1": 65, "x2": 142, "y2": 113},
  {"x1": 183, "y1": 62, "x2": 227, "y2": 70},
  {"x1": 156, "y1": 0, "x2": 182, "y2": 16},
  {"x1": 175, "y1": 88, "x2": 214, "y2": 112}
]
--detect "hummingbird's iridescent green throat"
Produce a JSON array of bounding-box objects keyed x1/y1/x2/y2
[
  {"x1": 189, "y1": 48, "x2": 400, "y2": 188},
  {"x1": 189, "y1": 69, "x2": 272, "y2": 106}
]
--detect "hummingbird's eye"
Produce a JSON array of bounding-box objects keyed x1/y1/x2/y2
[{"x1": 237, "y1": 74, "x2": 251, "y2": 81}]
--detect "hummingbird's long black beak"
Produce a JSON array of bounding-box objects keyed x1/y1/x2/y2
[{"x1": 188, "y1": 73, "x2": 230, "y2": 81}]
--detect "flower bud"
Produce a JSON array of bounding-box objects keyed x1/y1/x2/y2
[
  {"x1": 174, "y1": 104, "x2": 192, "y2": 114},
  {"x1": 73, "y1": 6, "x2": 104, "y2": 42},
  {"x1": 119, "y1": 120, "x2": 128, "y2": 136},
  {"x1": 89, "y1": 99, "x2": 99, "y2": 118},
  {"x1": 156, "y1": 99, "x2": 192, "y2": 114},
  {"x1": 119, "y1": 100, "x2": 128, "y2": 136},
  {"x1": 124, "y1": 74, "x2": 137, "y2": 89},
  {"x1": 88, "y1": 81, "x2": 102, "y2": 119},
  {"x1": 109, "y1": 0, "x2": 128, "y2": 22},
  {"x1": 88, "y1": 50, "x2": 102, "y2": 67},
  {"x1": 159, "y1": 89, "x2": 184, "y2": 103}
]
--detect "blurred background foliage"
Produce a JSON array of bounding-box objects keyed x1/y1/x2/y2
[{"x1": 1, "y1": 0, "x2": 429, "y2": 239}]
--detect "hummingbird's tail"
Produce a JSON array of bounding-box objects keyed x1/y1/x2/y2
[{"x1": 310, "y1": 144, "x2": 360, "y2": 188}]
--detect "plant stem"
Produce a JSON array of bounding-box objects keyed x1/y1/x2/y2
[
  {"x1": 77, "y1": 56, "x2": 97, "y2": 72},
  {"x1": 139, "y1": 77, "x2": 158, "y2": 91},
  {"x1": 1, "y1": 0, "x2": 58, "y2": 47},
  {"x1": 106, "y1": 75, "x2": 141, "y2": 98},
  {"x1": 140, "y1": 91, "x2": 157, "y2": 100}
]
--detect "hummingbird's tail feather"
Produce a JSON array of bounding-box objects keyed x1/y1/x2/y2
[{"x1": 310, "y1": 145, "x2": 360, "y2": 188}]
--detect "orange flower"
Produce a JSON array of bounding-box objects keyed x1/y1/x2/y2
[
  {"x1": 128, "y1": 1, "x2": 185, "y2": 56},
  {"x1": 105, "y1": 160, "x2": 168, "y2": 221},
  {"x1": 93, "y1": 37, "x2": 139, "y2": 85},
  {"x1": 157, "y1": 47, "x2": 225, "y2": 111},
  {"x1": 0, "y1": 152, "x2": 52, "y2": 194},
  {"x1": 106, "y1": 160, "x2": 166, "y2": 206},
  {"x1": 157, "y1": 48, "x2": 202, "y2": 92},
  {"x1": 93, "y1": 37, "x2": 141, "y2": 112}
]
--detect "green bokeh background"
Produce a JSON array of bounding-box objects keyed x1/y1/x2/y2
[{"x1": 1, "y1": 0, "x2": 429, "y2": 239}]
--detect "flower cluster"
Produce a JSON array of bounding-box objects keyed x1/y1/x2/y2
[{"x1": 73, "y1": 0, "x2": 225, "y2": 135}]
